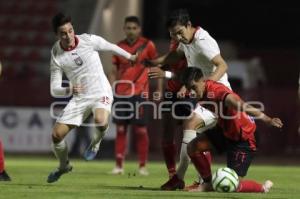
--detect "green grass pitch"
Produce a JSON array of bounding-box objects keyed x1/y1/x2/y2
[{"x1": 0, "y1": 156, "x2": 299, "y2": 199}]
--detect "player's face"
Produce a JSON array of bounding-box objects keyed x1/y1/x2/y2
[
  {"x1": 169, "y1": 22, "x2": 193, "y2": 44},
  {"x1": 57, "y1": 22, "x2": 75, "y2": 48},
  {"x1": 189, "y1": 79, "x2": 205, "y2": 99},
  {"x1": 124, "y1": 22, "x2": 141, "y2": 42}
]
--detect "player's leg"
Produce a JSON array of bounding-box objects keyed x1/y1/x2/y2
[
  {"x1": 177, "y1": 106, "x2": 215, "y2": 181},
  {"x1": 0, "y1": 138, "x2": 11, "y2": 181},
  {"x1": 186, "y1": 133, "x2": 214, "y2": 191},
  {"x1": 186, "y1": 125, "x2": 226, "y2": 192},
  {"x1": 47, "y1": 122, "x2": 75, "y2": 183},
  {"x1": 132, "y1": 97, "x2": 149, "y2": 175},
  {"x1": 111, "y1": 124, "x2": 127, "y2": 174},
  {"x1": 132, "y1": 124, "x2": 149, "y2": 175},
  {"x1": 227, "y1": 141, "x2": 273, "y2": 193},
  {"x1": 161, "y1": 111, "x2": 177, "y2": 178},
  {"x1": 161, "y1": 112, "x2": 204, "y2": 190},
  {"x1": 84, "y1": 107, "x2": 110, "y2": 160}
]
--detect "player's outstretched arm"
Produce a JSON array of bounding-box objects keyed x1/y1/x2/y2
[
  {"x1": 148, "y1": 50, "x2": 185, "y2": 67},
  {"x1": 225, "y1": 94, "x2": 283, "y2": 128}
]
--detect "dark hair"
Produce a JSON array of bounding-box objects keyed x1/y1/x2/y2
[
  {"x1": 166, "y1": 9, "x2": 190, "y2": 28},
  {"x1": 52, "y1": 12, "x2": 72, "y2": 33},
  {"x1": 124, "y1": 16, "x2": 140, "y2": 26},
  {"x1": 180, "y1": 67, "x2": 204, "y2": 89}
]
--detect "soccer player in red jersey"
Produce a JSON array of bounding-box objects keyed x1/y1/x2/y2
[
  {"x1": 0, "y1": 61, "x2": 11, "y2": 181},
  {"x1": 109, "y1": 16, "x2": 158, "y2": 175},
  {"x1": 149, "y1": 39, "x2": 187, "y2": 178},
  {"x1": 180, "y1": 67, "x2": 283, "y2": 192}
]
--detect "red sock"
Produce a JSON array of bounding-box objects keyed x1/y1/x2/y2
[
  {"x1": 188, "y1": 150, "x2": 212, "y2": 182},
  {"x1": 0, "y1": 139, "x2": 5, "y2": 173},
  {"x1": 204, "y1": 151, "x2": 212, "y2": 164},
  {"x1": 133, "y1": 125, "x2": 148, "y2": 168},
  {"x1": 237, "y1": 180, "x2": 264, "y2": 193},
  {"x1": 162, "y1": 141, "x2": 177, "y2": 176},
  {"x1": 115, "y1": 125, "x2": 127, "y2": 168}
]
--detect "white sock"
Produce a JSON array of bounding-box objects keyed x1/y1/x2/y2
[
  {"x1": 52, "y1": 140, "x2": 68, "y2": 170},
  {"x1": 176, "y1": 130, "x2": 197, "y2": 180},
  {"x1": 90, "y1": 125, "x2": 109, "y2": 151}
]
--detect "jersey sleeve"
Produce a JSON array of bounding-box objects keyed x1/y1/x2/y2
[
  {"x1": 208, "y1": 81, "x2": 233, "y2": 102},
  {"x1": 90, "y1": 34, "x2": 131, "y2": 59},
  {"x1": 146, "y1": 40, "x2": 158, "y2": 59},
  {"x1": 50, "y1": 53, "x2": 68, "y2": 97},
  {"x1": 196, "y1": 33, "x2": 220, "y2": 60}
]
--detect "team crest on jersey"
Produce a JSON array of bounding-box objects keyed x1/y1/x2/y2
[{"x1": 74, "y1": 57, "x2": 83, "y2": 66}]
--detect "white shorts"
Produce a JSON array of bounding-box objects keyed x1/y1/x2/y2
[
  {"x1": 57, "y1": 96, "x2": 113, "y2": 126},
  {"x1": 193, "y1": 104, "x2": 217, "y2": 133}
]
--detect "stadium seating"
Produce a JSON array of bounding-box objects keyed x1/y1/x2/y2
[{"x1": 0, "y1": 0, "x2": 59, "y2": 106}]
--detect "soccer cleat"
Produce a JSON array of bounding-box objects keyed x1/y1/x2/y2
[
  {"x1": 0, "y1": 170, "x2": 11, "y2": 181},
  {"x1": 160, "y1": 174, "x2": 185, "y2": 190},
  {"x1": 110, "y1": 167, "x2": 124, "y2": 175},
  {"x1": 47, "y1": 164, "x2": 73, "y2": 183},
  {"x1": 186, "y1": 182, "x2": 214, "y2": 192},
  {"x1": 139, "y1": 167, "x2": 149, "y2": 176},
  {"x1": 262, "y1": 180, "x2": 273, "y2": 193},
  {"x1": 83, "y1": 145, "x2": 99, "y2": 161}
]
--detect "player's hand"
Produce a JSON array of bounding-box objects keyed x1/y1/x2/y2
[
  {"x1": 268, "y1": 118, "x2": 283, "y2": 128},
  {"x1": 177, "y1": 86, "x2": 187, "y2": 98},
  {"x1": 129, "y1": 52, "x2": 139, "y2": 63},
  {"x1": 72, "y1": 84, "x2": 85, "y2": 95},
  {"x1": 148, "y1": 67, "x2": 165, "y2": 79}
]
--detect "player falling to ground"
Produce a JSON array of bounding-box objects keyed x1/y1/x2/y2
[
  {"x1": 180, "y1": 67, "x2": 283, "y2": 192},
  {"x1": 148, "y1": 9, "x2": 231, "y2": 190},
  {"x1": 108, "y1": 16, "x2": 157, "y2": 175},
  {"x1": 47, "y1": 13, "x2": 137, "y2": 183},
  {"x1": 0, "y1": 61, "x2": 11, "y2": 181}
]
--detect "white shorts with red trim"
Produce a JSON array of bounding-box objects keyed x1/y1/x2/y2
[
  {"x1": 193, "y1": 104, "x2": 217, "y2": 133},
  {"x1": 57, "y1": 95, "x2": 113, "y2": 126}
]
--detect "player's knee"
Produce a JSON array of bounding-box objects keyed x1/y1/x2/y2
[
  {"x1": 94, "y1": 115, "x2": 108, "y2": 126},
  {"x1": 183, "y1": 115, "x2": 204, "y2": 130},
  {"x1": 52, "y1": 130, "x2": 64, "y2": 143}
]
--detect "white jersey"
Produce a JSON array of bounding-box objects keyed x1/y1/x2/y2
[
  {"x1": 50, "y1": 34, "x2": 131, "y2": 99},
  {"x1": 178, "y1": 27, "x2": 230, "y2": 88}
]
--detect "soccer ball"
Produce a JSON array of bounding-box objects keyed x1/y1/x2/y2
[{"x1": 212, "y1": 167, "x2": 239, "y2": 192}]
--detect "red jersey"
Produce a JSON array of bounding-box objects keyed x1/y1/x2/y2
[
  {"x1": 112, "y1": 37, "x2": 157, "y2": 96},
  {"x1": 166, "y1": 39, "x2": 187, "y2": 92},
  {"x1": 201, "y1": 80, "x2": 257, "y2": 149}
]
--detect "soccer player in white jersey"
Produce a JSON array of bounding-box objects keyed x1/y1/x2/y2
[
  {"x1": 148, "y1": 9, "x2": 232, "y2": 190},
  {"x1": 47, "y1": 13, "x2": 137, "y2": 183}
]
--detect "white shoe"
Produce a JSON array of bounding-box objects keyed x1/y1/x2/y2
[
  {"x1": 263, "y1": 180, "x2": 273, "y2": 193},
  {"x1": 110, "y1": 167, "x2": 124, "y2": 175},
  {"x1": 139, "y1": 167, "x2": 149, "y2": 176}
]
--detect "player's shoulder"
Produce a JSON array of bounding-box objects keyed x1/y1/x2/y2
[
  {"x1": 51, "y1": 41, "x2": 61, "y2": 57},
  {"x1": 194, "y1": 27, "x2": 209, "y2": 41},
  {"x1": 77, "y1": 33, "x2": 94, "y2": 41},
  {"x1": 206, "y1": 80, "x2": 228, "y2": 91}
]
